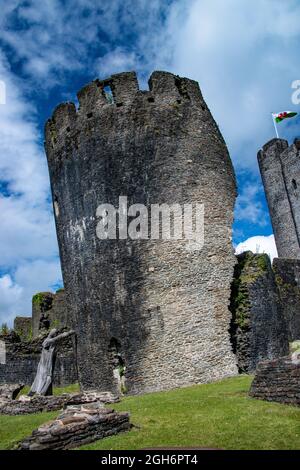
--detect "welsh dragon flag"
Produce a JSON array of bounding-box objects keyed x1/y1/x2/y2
[{"x1": 273, "y1": 111, "x2": 298, "y2": 123}]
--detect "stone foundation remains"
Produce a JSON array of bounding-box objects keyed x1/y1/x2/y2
[
  {"x1": 18, "y1": 402, "x2": 130, "y2": 450},
  {"x1": 250, "y1": 355, "x2": 300, "y2": 406},
  {"x1": 0, "y1": 389, "x2": 118, "y2": 415}
]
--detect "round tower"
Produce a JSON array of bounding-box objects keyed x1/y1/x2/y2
[
  {"x1": 45, "y1": 71, "x2": 238, "y2": 394},
  {"x1": 258, "y1": 138, "x2": 300, "y2": 259}
]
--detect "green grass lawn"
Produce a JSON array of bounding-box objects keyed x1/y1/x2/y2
[
  {"x1": 0, "y1": 383, "x2": 80, "y2": 450},
  {"x1": 0, "y1": 376, "x2": 300, "y2": 450},
  {"x1": 17, "y1": 382, "x2": 80, "y2": 398}
]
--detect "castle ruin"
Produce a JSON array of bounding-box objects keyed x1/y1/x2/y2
[
  {"x1": 2, "y1": 75, "x2": 298, "y2": 396},
  {"x1": 44, "y1": 71, "x2": 238, "y2": 394},
  {"x1": 257, "y1": 137, "x2": 300, "y2": 344},
  {"x1": 258, "y1": 138, "x2": 300, "y2": 259}
]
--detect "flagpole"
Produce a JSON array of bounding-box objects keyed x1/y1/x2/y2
[{"x1": 272, "y1": 113, "x2": 279, "y2": 138}]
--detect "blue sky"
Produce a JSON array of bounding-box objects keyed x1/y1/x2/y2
[{"x1": 0, "y1": 0, "x2": 300, "y2": 324}]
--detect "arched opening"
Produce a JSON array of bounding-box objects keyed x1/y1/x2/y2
[{"x1": 108, "y1": 338, "x2": 126, "y2": 394}]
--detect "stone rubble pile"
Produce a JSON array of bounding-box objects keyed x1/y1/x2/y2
[
  {"x1": 0, "y1": 389, "x2": 119, "y2": 415},
  {"x1": 18, "y1": 401, "x2": 130, "y2": 450},
  {"x1": 0, "y1": 383, "x2": 24, "y2": 401}
]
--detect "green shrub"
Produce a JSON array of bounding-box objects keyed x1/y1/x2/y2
[{"x1": 0, "y1": 323, "x2": 10, "y2": 335}]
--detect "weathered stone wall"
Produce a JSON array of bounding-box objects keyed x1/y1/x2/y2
[
  {"x1": 230, "y1": 252, "x2": 289, "y2": 373},
  {"x1": 32, "y1": 292, "x2": 54, "y2": 338},
  {"x1": 258, "y1": 138, "x2": 300, "y2": 259},
  {"x1": 13, "y1": 317, "x2": 32, "y2": 341},
  {"x1": 0, "y1": 332, "x2": 78, "y2": 387},
  {"x1": 0, "y1": 390, "x2": 118, "y2": 415},
  {"x1": 45, "y1": 70, "x2": 238, "y2": 394},
  {"x1": 273, "y1": 258, "x2": 300, "y2": 341},
  {"x1": 32, "y1": 290, "x2": 72, "y2": 338},
  {"x1": 250, "y1": 356, "x2": 300, "y2": 406},
  {"x1": 18, "y1": 404, "x2": 130, "y2": 450}
]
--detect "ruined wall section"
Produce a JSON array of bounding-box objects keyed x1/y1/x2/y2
[
  {"x1": 0, "y1": 331, "x2": 78, "y2": 386},
  {"x1": 32, "y1": 290, "x2": 72, "y2": 338},
  {"x1": 45, "y1": 71, "x2": 238, "y2": 394},
  {"x1": 230, "y1": 252, "x2": 289, "y2": 373},
  {"x1": 250, "y1": 356, "x2": 300, "y2": 406},
  {"x1": 13, "y1": 317, "x2": 31, "y2": 341},
  {"x1": 273, "y1": 258, "x2": 300, "y2": 341}
]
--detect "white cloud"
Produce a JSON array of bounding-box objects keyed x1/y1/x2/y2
[
  {"x1": 0, "y1": 1, "x2": 174, "y2": 85},
  {"x1": 235, "y1": 234, "x2": 278, "y2": 262},
  {"x1": 235, "y1": 181, "x2": 268, "y2": 226},
  {"x1": 0, "y1": 196, "x2": 58, "y2": 266},
  {"x1": 0, "y1": 52, "x2": 62, "y2": 325},
  {"x1": 0, "y1": 0, "x2": 299, "y2": 325},
  {"x1": 164, "y1": 0, "x2": 300, "y2": 170},
  {"x1": 0, "y1": 51, "x2": 49, "y2": 202},
  {"x1": 97, "y1": 48, "x2": 138, "y2": 78},
  {"x1": 0, "y1": 275, "x2": 23, "y2": 326},
  {"x1": 0, "y1": 260, "x2": 62, "y2": 326}
]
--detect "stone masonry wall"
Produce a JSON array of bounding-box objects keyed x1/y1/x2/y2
[
  {"x1": 13, "y1": 317, "x2": 32, "y2": 341},
  {"x1": 258, "y1": 138, "x2": 300, "y2": 259},
  {"x1": 18, "y1": 404, "x2": 130, "y2": 450},
  {"x1": 0, "y1": 331, "x2": 78, "y2": 387},
  {"x1": 32, "y1": 290, "x2": 72, "y2": 338},
  {"x1": 230, "y1": 252, "x2": 289, "y2": 373},
  {"x1": 45, "y1": 70, "x2": 238, "y2": 394},
  {"x1": 273, "y1": 258, "x2": 300, "y2": 341},
  {"x1": 250, "y1": 356, "x2": 300, "y2": 406}
]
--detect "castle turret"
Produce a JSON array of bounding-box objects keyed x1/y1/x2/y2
[
  {"x1": 45, "y1": 71, "x2": 238, "y2": 394},
  {"x1": 258, "y1": 138, "x2": 300, "y2": 259}
]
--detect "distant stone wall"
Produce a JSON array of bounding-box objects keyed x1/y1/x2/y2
[
  {"x1": 250, "y1": 356, "x2": 300, "y2": 406},
  {"x1": 273, "y1": 258, "x2": 300, "y2": 341},
  {"x1": 0, "y1": 332, "x2": 78, "y2": 387},
  {"x1": 13, "y1": 317, "x2": 32, "y2": 341},
  {"x1": 230, "y1": 252, "x2": 289, "y2": 373},
  {"x1": 32, "y1": 290, "x2": 72, "y2": 338}
]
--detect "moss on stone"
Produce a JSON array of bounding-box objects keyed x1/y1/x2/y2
[
  {"x1": 239, "y1": 252, "x2": 269, "y2": 285},
  {"x1": 274, "y1": 273, "x2": 300, "y2": 297},
  {"x1": 50, "y1": 319, "x2": 61, "y2": 329},
  {"x1": 32, "y1": 293, "x2": 45, "y2": 306},
  {"x1": 26, "y1": 326, "x2": 33, "y2": 342},
  {"x1": 256, "y1": 254, "x2": 269, "y2": 272},
  {"x1": 0, "y1": 323, "x2": 10, "y2": 336},
  {"x1": 290, "y1": 341, "x2": 300, "y2": 354},
  {"x1": 230, "y1": 252, "x2": 270, "y2": 331}
]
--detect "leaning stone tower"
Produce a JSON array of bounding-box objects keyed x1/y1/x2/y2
[
  {"x1": 45, "y1": 71, "x2": 237, "y2": 394},
  {"x1": 258, "y1": 138, "x2": 300, "y2": 259}
]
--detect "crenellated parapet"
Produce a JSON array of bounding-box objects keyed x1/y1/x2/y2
[{"x1": 45, "y1": 71, "x2": 224, "y2": 167}]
